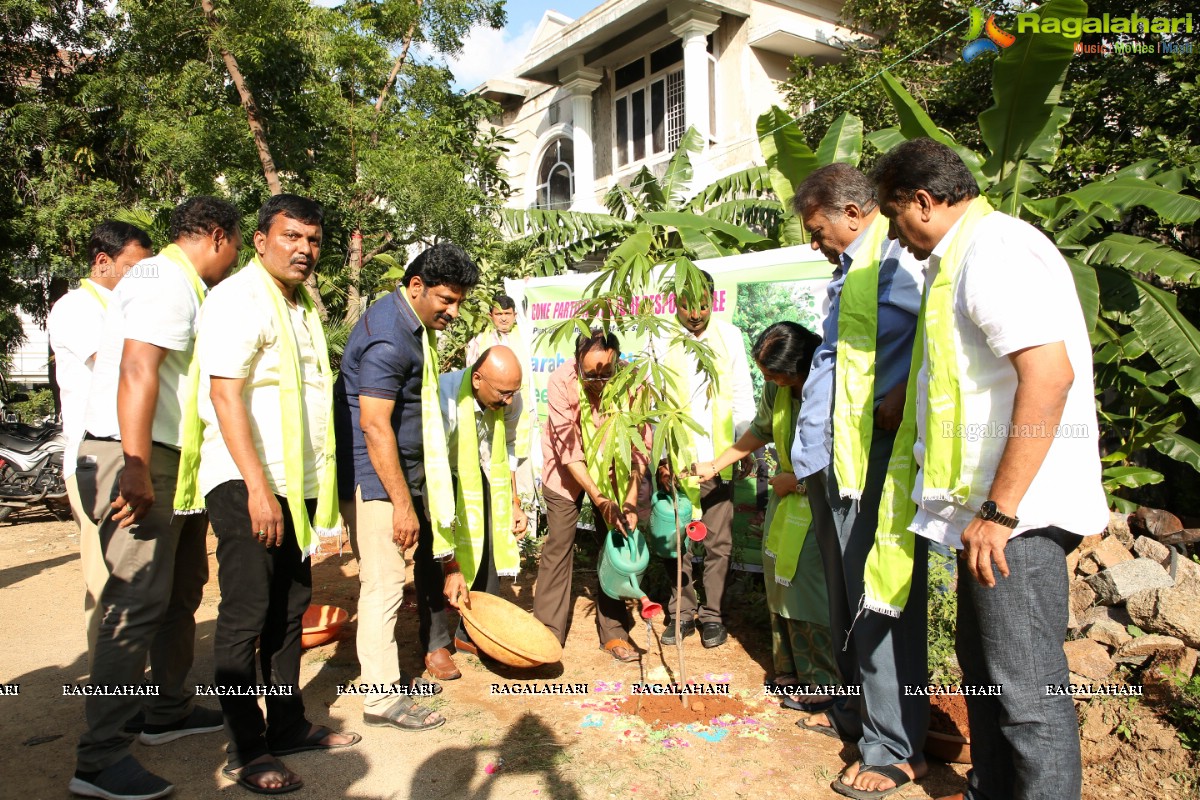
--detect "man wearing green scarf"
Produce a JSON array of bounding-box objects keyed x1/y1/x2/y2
[
  {"x1": 655, "y1": 271, "x2": 755, "y2": 650},
  {"x1": 334, "y1": 244, "x2": 479, "y2": 728},
  {"x1": 465, "y1": 294, "x2": 537, "y2": 514},
  {"x1": 198, "y1": 195, "x2": 360, "y2": 793},
  {"x1": 437, "y1": 345, "x2": 528, "y2": 653},
  {"x1": 72, "y1": 198, "x2": 241, "y2": 800},
  {"x1": 871, "y1": 138, "x2": 1108, "y2": 800},
  {"x1": 787, "y1": 165, "x2": 929, "y2": 800}
]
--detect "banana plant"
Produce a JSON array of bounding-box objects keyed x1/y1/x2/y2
[{"x1": 863, "y1": 0, "x2": 1200, "y2": 510}]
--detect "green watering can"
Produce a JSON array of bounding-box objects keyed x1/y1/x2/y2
[
  {"x1": 646, "y1": 490, "x2": 709, "y2": 559},
  {"x1": 598, "y1": 528, "x2": 663, "y2": 620}
]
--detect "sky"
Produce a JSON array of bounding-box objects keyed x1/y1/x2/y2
[
  {"x1": 312, "y1": 1, "x2": 601, "y2": 91},
  {"x1": 441, "y1": 1, "x2": 597, "y2": 90}
]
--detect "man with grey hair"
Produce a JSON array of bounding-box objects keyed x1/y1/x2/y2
[
  {"x1": 788, "y1": 163, "x2": 929, "y2": 799},
  {"x1": 870, "y1": 138, "x2": 1106, "y2": 800}
]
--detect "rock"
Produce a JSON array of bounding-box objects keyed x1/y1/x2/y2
[
  {"x1": 1080, "y1": 533, "x2": 1104, "y2": 552},
  {"x1": 1084, "y1": 618, "x2": 1133, "y2": 649},
  {"x1": 1076, "y1": 558, "x2": 1101, "y2": 577},
  {"x1": 1066, "y1": 548, "x2": 1082, "y2": 576},
  {"x1": 1069, "y1": 580, "x2": 1097, "y2": 621},
  {"x1": 1079, "y1": 605, "x2": 1134, "y2": 630},
  {"x1": 1143, "y1": 646, "x2": 1200, "y2": 704},
  {"x1": 1087, "y1": 536, "x2": 1134, "y2": 570},
  {"x1": 1085, "y1": 558, "x2": 1174, "y2": 605},
  {"x1": 1112, "y1": 634, "x2": 1185, "y2": 666},
  {"x1": 1107, "y1": 511, "x2": 1132, "y2": 542},
  {"x1": 1064, "y1": 639, "x2": 1115, "y2": 680},
  {"x1": 1127, "y1": 582, "x2": 1200, "y2": 648},
  {"x1": 1132, "y1": 535, "x2": 1171, "y2": 567},
  {"x1": 1174, "y1": 555, "x2": 1200, "y2": 592}
]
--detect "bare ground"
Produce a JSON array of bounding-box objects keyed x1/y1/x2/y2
[{"x1": 0, "y1": 510, "x2": 1188, "y2": 799}]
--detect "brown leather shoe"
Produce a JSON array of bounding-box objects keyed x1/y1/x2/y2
[
  {"x1": 424, "y1": 648, "x2": 461, "y2": 680},
  {"x1": 453, "y1": 637, "x2": 478, "y2": 657}
]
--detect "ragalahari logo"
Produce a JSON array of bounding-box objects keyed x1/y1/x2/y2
[{"x1": 962, "y1": 8, "x2": 1017, "y2": 61}]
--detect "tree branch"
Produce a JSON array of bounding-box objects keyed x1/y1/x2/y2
[{"x1": 374, "y1": 0, "x2": 422, "y2": 114}]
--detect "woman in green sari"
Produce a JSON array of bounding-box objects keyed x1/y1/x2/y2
[{"x1": 693, "y1": 322, "x2": 835, "y2": 702}]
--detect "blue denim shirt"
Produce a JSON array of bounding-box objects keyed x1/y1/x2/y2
[
  {"x1": 334, "y1": 290, "x2": 428, "y2": 502},
  {"x1": 790, "y1": 231, "x2": 923, "y2": 479}
]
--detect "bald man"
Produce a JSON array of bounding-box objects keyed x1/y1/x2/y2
[{"x1": 436, "y1": 346, "x2": 529, "y2": 662}]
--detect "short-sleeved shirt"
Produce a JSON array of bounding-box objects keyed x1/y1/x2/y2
[
  {"x1": 196, "y1": 264, "x2": 329, "y2": 498},
  {"x1": 85, "y1": 251, "x2": 204, "y2": 448},
  {"x1": 909, "y1": 211, "x2": 1109, "y2": 548},
  {"x1": 334, "y1": 289, "x2": 427, "y2": 502},
  {"x1": 48, "y1": 282, "x2": 112, "y2": 477},
  {"x1": 539, "y1": 358, "x2": 651, "y2": 500}
]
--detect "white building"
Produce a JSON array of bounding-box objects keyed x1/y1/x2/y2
[{"x1": 477, "y1": 0, "x2": 857, "y2": 212}]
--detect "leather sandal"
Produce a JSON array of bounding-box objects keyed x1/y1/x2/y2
[
  {"x1": 363, "y1": 696, "x2": 446, "y2": 732},
  {"x1": 602, "y1": 639, "x2": 639, "y2": 663},
  {"x1": 424, "y1": 647, "x2": 461, "y2": 680}
]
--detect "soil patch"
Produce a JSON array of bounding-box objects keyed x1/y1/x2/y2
[
  {"x1": 617, "y1": 691, "x2": 754, "y2": 729},
  {"x1": 930, "y1": 693, "x2": 971, "y2": 738}
]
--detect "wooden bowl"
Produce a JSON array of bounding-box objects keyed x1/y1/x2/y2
[
  {"x1": 458, "y1": 591, "x2": 563, "y2": 668},
  {"x1": 301, "y1": 604, "x2": 348, "y2": 649},
  {"x1": 925, "y1": 729, "x2": 972, "y2": 764}
]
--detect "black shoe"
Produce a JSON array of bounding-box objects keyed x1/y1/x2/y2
[
  {"x1": 700, "y1": 622, "x2": 727, "y2": 648},
  {"x1": 660, "y1": 617, "x2": 695, "y2": 646},
  {"x1": 138, "y1": 705, "x2": 224, "y2": 746},
  {"x1": 122, "y1": 710, "x2": 145, "y2": 734}
]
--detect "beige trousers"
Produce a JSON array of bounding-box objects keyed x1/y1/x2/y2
[
  {"x1": 342, "y1": 488, "x2": 408, "y2": 713},
  {"x1": 67, "y1": 472, "x2": 109, "y2": 663}
]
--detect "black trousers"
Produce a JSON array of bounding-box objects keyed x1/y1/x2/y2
[
  {"x1": 206, "y1": 481, "x2": 313, "y2": 765},
  {"x1": 413, "y1": 492, "x2": 452, "y2": 652}
]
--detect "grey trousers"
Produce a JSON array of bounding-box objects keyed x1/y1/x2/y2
[
  {"x1": 75, "y1": 439, "x2": 208, "y2": 772},
  {"x1": 806, "y1": 428, "x2": 930, "y2": 767},
  {"x1": 959, "y1": 526, "x2": 1083, "y2": 800},
  {"x1": 666, "y1": 477, "x2": 734, "y2": 624}
]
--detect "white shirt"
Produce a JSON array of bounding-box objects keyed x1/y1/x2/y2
[
  {"x1": 196, "y1": 265, "x2": 329, "y2": 498},
  {"x1": 85, "y1": 252, "x2": 203, "y2": 448},
  {"x1": 910, "y1": 211, "x2": 1109, "y2": 549},
  {"x1": 651, "y1": 318, "x2": 756, "y2": 464},
  {"x1": 48, "y1": 282, "x2": 111, "y2": 477},
  {"x1": 438, "y1": 369, "x2": 521, "y2": 475}
]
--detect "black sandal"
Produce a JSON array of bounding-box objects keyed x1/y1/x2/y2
[
  {"x1": 222, "y1": 756, "x2": 303, "y2": 795},
  {"x1": 270, "y1": 725, "x2": 361, "y2": 756}
]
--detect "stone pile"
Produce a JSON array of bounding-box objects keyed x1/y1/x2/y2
[{"x1": 1064, "y1": 511, "x2": 1200, "y2": 697}]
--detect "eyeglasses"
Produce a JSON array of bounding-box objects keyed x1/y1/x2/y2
[
  {"x1": 478, "y1": 372, "x2": 520, "y2": 400},
  {"x1": 578, "y1": 367, "x2": 615, "y2": 384}
]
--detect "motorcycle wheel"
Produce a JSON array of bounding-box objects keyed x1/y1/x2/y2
[{"x1": 0, "y1": 506, "x2": 13, "y2": 523}]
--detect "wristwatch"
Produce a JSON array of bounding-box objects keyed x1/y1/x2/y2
[{"x1": 978, "y1": 500, "x2": 1019, "y2": 529}]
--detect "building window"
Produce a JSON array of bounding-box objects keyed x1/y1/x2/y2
[
  {"x1": 533, "y1": 138, "x2": 574, "y2": 210},
  {"x1": 614, "y1": 41, "x2": 685, "y2": 169}
]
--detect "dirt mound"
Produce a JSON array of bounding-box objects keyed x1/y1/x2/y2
[{"x1": 617, "y1": 692, "x2": 755, "y2": 729}]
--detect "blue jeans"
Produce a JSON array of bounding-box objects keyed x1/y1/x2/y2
[{"x1": 958, "y1": 526, "x2": 1083, "y2": 800}]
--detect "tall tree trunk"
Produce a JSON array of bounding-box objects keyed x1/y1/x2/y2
[
  {"x1": 374, "y1": 0, "x2": 422, "y2": 115},
  {"x1": 200, "y1": 0, "x2": 281, "y2": 195},
  {"x1": 344, "y1": 231, "x2": 364, "y2": 326},
  {"x1": 200, "y1": 0, "x2": 328, "y2": 318}
]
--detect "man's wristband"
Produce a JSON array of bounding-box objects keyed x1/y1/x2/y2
[{"x1": 442, "y1": 559, "x2": 461, "y2": 575}]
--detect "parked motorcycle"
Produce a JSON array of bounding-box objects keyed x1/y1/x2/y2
[{"x1": 0, "y1": 375, "x2": 69, "y2": 522}]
